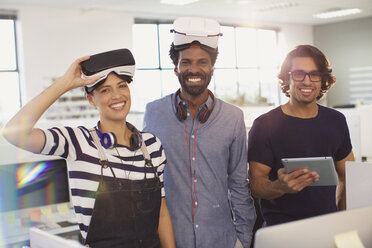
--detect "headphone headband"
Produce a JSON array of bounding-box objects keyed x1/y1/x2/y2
[{"x1": 94, "y1": 122, "x2": 142, "y2": 151}]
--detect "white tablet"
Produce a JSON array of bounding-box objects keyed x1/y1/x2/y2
[{"x1": 281, "y1": 156, "x2": 338, "y2": 186}]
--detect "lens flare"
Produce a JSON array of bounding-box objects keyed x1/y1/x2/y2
[{"x1": 16, "y1": 162, "x2": 50, "y2": 189}]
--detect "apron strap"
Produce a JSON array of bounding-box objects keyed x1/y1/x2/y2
[
  {"x1": 89, "y1": 128, "x2": 117, "y2": 180},
  {"x1": 89, "y1": 128, "x2": 109, "y2": 165},
  {"x1": 140, "y1": 139, "x2": 151, "y2": 165},
  {"x1": 140, "y1": 139, "x2": 158, "y2": 179}
]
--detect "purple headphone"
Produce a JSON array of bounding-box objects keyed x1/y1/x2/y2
[{"x1": 94, "y1": 122, "x2": 142, "y2": 150}]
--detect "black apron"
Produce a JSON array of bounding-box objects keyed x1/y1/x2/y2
[{"x1": 85, "y1": 129, "x2": 162, "y2": 248}]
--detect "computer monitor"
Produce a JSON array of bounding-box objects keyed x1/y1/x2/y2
[
  {"x1": 346, "y1": 161, "x2": 372, "y2": 210},
  {"x1": 0, "y1": 159, "x2": 70, "y2": 212},
  {"x1": 29, "y1": 227, "x2": 84, "y2": 248},
  {"x1": 254, "y1": 206, "x2": 372, "y2": 248}
]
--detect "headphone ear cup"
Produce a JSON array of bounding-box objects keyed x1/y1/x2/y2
[
  {"x1": 176, "y1": 102, "x2": 188, "y2": 121},
  {"x1": 95, "y1": 127, "x2": 117, "y2": 149},
  {"x1": 198, "y1": 105, "x2": 211, "y2": 123},
  {"x1": 101, "y1": 132, "x2": 117, "y2": 149},
  {"x1": 126, "y1": 122, "x2": 142, "y2": 151},
  {"x1": 129, "y1": 132, "x2": 141, "y2": 151}
]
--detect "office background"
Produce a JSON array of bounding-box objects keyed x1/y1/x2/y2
[
  {"x1": 0, "y1": 0, "x2": 372, "y2": 158},
  {"x1": 0, "y1": 1, "x2": 371, "y2": 246}
]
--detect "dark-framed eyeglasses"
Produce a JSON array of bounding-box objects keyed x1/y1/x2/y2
[{"x1": 288, "y1": 70, "x2": 323, "y2": 82}]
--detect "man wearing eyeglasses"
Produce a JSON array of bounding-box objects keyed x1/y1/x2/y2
[{"x1": 247, "y1": 45, "x2": 354, "y2": 227}]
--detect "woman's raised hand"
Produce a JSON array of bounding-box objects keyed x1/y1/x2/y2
[{"x1": 56, "y1": 56, "x2": 101, "y2": 91}]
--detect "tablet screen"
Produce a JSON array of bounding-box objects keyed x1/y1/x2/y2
[{"x1": 281, "y1": 156, "x2": 338, "y2": 186}]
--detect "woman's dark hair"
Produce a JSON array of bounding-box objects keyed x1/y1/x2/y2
[
  {"x1": 278, "y1": 44, "x2": 336, "y2": 100},
  {"x1": 169, "y1": 41, "x2": 219, "y2": 67}
]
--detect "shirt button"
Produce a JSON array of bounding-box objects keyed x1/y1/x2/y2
[
  {"x1": 192, "y1": 157, "x2": 195, "y2": 160},
  {"x1": 195, "y1": 224, "x2": 199, "y2": 228},
  {"x1": 195, "y1": 201, "x2": 198, "y2": 206},
  {"x1": 187, "y1": 113, "x2": 190, "y2": 116},
  {"x1": 191, "y1": 135, "x2": 195, "y2": 139}
]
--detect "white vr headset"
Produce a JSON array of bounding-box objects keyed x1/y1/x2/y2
[
  {"x1": 82, "y1": 65, "x2": 135, "y2": 85},
  {"x1": 81, "y1": 49, "x2": 136, "y2": 94},
  {"x1": 171, "y1": 17, "x2": 222, "y2": 50}
]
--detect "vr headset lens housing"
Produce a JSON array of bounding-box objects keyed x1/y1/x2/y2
[
  {"x1": 171, "y1": 17, "x2": 222, "y2": 51},
  {"x1": 81, "y1": 49, "x2": 135, "y2": 93}
]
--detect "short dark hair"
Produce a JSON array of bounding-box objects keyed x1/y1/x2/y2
[
  {"x1": 278, "y1": 44, "x2": 336, "y2": 100},
  {"x1": 169, "y1": 41, "x2": 219, "y2": 67}
]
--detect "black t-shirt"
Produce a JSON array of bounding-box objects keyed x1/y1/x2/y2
[{"x1": 248, "y1": 105, "x2": 352, "y2": 226}]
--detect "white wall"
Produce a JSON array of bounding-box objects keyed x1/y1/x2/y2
[
  {"x1": 13, "y1": 5, "x2": 134, "y2": 102},
  {"x1": 278, "y1": 23, "x2": 314, "y2": 58},
  {"x1": 314, "y1": 17, "x2": 372, "y2": 108}
]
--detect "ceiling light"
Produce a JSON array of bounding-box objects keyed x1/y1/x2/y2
[
  {"x1": 313, "y1": 8, "x2": 362, "y2": 19},
  {"x1": 256, "y1": 2, "x2": 298, "y2": 11},
  {"x1": 160, "y1": 0, "x2": 199, "y2": 6}
]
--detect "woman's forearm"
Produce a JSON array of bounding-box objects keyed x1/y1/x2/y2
[
  {"x1": 2, "y1": 56, "x2": 95, "y2": 152},
  {"x1": 158, "y1": 198, "x2": 175, "y2": 248},
  {"x1": 2, "y1": 79, "x2": 71, "y2": 152}
]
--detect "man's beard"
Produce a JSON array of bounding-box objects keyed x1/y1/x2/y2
[{"x1": 178, "y1": 72, "x2": 212, "y2": 96}]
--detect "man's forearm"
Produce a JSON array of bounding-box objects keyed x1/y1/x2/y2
[
  {"x1": 250, "y1": 177, "x2": 285, "y2": 200},
  {"x1": 336, "y1": 182, "x2": 346, "y2": 210}
]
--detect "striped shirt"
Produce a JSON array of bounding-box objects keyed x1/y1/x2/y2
[{"x1": 39, "y1": 125, "x2": 166, "y2": 239}]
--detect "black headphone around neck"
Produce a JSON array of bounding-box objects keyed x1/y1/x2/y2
[
  {"x1": 95, "y1": 122, "x2": 142, "y2": 151},
  {"x1": 174, "y1": 89, "x2": 215, "y2": 123}
]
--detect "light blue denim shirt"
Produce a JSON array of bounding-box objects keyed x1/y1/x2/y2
[{"x1": 143, "y1": 92, "x2": 256, "y2": 248}]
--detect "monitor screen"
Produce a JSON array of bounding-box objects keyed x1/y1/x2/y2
[
  {"x1": 0, "y1": 159, "x2": 69, "y2": 212},
  {"x1": 346, "y1": 161, "x2": 372, "y2": 210},
  {"x1": 254, "y1": 206, "x2": 372, "y2": 248}
]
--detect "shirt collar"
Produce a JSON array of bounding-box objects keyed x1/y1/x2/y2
[{"x1": 175, "y1": 90, "x2": 214, "y2": 111}]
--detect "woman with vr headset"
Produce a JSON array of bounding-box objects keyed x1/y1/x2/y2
[{"x1": 2, "y1": 49, "x2": 175, "y2": 248}]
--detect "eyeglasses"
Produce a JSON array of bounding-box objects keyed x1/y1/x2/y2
[{"x1": 289, "y1": 70, "x2": 323, "y2": 82}]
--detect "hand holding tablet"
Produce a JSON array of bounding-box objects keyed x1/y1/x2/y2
[{"x1": 281, "y1": 156, "x2": 339, "y2": 186}]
